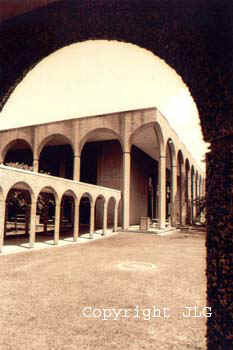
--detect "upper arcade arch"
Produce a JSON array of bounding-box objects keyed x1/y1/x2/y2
[
  {"x1": 38, "y1": 133, "x2": 74, "y2": 179},
  {"x1": 79, "y1": 128, "x2": 123, "y2": 154},
  {"x1": 37, "y1": 133, "x2": 74, "y2": 159},
  {"x1": 2, "y1": 139, "x2": 33, "y2": 167},
  {"x1": 129, "y1": 121, "x2": 165, "y2": 157}
]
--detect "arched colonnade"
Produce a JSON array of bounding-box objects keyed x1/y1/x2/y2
[{"x1": 0, "y1": 165, "x2": 121, "y2": 252}]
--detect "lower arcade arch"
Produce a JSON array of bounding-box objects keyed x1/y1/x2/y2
[
  {"x1": 107, "y1": 197, "x2": 116, "y2": 229},
  {"x1": 94, "y1": 195, "x2": 106, "y2": 233},
  {"x1": 79, "y1": 193, "x2": 92, "y2": 236},
  {"x1": 4, "y1": 182, "x2": 34, "y2": 245},
  {"x1": 59, "y1": 191, "x2": 76, "y2": 238},
  {"x1": 36, "y1": 187, "x2": 57, "y2": 241}
]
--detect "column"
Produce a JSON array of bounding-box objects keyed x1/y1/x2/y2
[
  {"x1": 29, "y1": 200, "x2": 37, "y2": 248},
  {"x1": 33, "y1": 158, "x2": 39, "y2": 172},
  {"x1": 73, "y1": 155, "x2": 81, "y2": 181},
  {"x1": 206, "y1": 136, "x2": 233, "y2": 348},
  {"x1": 54, "y1": 199, "x2": 61, "y2": 245},
  {"x1": 89, "y1": 201, "x2": 95, "y2": 239},
  {"x1": 0, "y1": 198, "x2": 6, "y2": 253},
  {"x1": 73, "y1": 198, "x2": 80, "y2": 242},
  {"x1": 158, "y1": 155, "x2": 166, "y2": 228},
  {"x1": 170, "y1": 163, "x2": 177, "y2": 227},
  {"x1": 191, "y1": 171, "x2": 194, "y2": 223},
  {"x1": 186, "y1": 170, "x2": 191, "y2": 224},
  {"x1": 102, "y1": 201, "x2": 107, "y2": 235},
  {"x1": 122, "y1": 152, "x2": 130, "y2": 230},
  {"x1": 113, "y1": 201, "x2": 118, "y2": 232},
  {"x1": 181, "y1": 167, "x2": 186, "y2": 225}
]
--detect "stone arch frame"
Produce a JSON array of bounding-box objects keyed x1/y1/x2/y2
[
  {"x1": 37, "y1": 133, "x2": 75, "y2": 179},
  {"x1": 37, "y1": 133, "x2": 75, "y2": 160},
  {"x1": 129, "y1": 120, "x2": 165, "y2": 226},
  {"x1": 60, "y1": 189, "x2": 77, "y2": 236},
  {"x1": 94, "y1": 194, "x2": 107, "y2": 232},
  {"x1": 106, "y1": 196, "x2": 117, "y2": 229},
  {"x1": 4, "y1": 181, "x2": 35, "y2": 241},
  {"x1": 79, "y1": 191, "x2": 94, "y2": 237},
  {"x1": 36, "y1": 185, "x2": 60, "y2": 244},
  {"x1": 79, "y1": 127, "x2": 123, "y2": 155},
  {"x1": 1, "y1": 3, "x2": 233, "y2": 346},
  {"x1": 2, "y1": 138, "x2": 33, "y2": 165},
  {"x1": 129, "y1": 121, "x2": 165, "y2": 156}
]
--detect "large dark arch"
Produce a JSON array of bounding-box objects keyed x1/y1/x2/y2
[
  {"x1": 1, "y1": 1, "x2": 232, "y2": 143},
  {"x1": 1, "y1": 2, "x2": 233, "y2": 348}
]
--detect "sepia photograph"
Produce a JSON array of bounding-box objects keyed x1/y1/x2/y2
[{"x1": 0, "y1": 1, "x2": 232, "y2": 349}]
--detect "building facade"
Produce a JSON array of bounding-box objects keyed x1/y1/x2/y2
[{"x1": 0, "y1": 107, "x2": 204, "y2": 252}]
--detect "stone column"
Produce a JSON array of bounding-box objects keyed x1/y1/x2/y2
[
  {"x1": 122, "y1": 152, "x2": 131, "y2": 230},
  {"x1": 73, "y1": 198, "x2": 80, "y2": 242},
  {"x1": 170, "y1": 163, "x2": 177, "y2": 227},
  {"x1": 186, "y1": 171, "x2": 191, "y2": 224},
  {"x1": 181, "y1": 167, "x2": 186, "y2": 225},
  {"x1": 33, "y1": 158, "x2": 39, "y2": 172},
  {"x1": 0, "y1": 198, "x2": 6, "y2": 253},
  {"x1": 113, "y1": 201, "x2": 119, "y2": 232},
  {"x1": 73, "y1": 155, "x2": 81, "y2": 181},
  {"x1": 54, "y1": 199, "x2": 61, "y2": 245},
  {"x1": 102, "y1": 201, "x2": 107, "y2": 235},
  {"x1": 206, "y1": 136, "x2": 233, "y2": 349},
  {"x1": 29, "y1": 200, "x2": 37, "y2": 248},
  {"x1": 89, "y1": 201, "x2": 95, "y2": 239},
  {"x1": 158, "y1": 155, "x2": 166, "y2": 228}
]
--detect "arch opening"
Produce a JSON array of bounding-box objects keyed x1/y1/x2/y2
[
  {"x1": 38, "y1": 134, "x2": 74, "y2": 179},
  {"x1": 3, "y1": 139, "x2": 33, "y2": 169},
  {"x1": 79, "y1": 193, "x2": 92, "y2": 236},
  {"x1": 36, "y1": 187, "x2": 57, "y2": 241},
  {"x1": 80, "y1": 129, "x2": 123, "y2": 191},
  {"x1": 4, "y1": 183, "x2": 32, "y2": 247},
  {"x1": 130, "y1": 123, "x2": 163, "y2": 225}
]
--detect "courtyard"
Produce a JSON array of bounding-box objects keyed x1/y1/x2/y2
[{"x1": 0, "y1": 230, "x2": 206, "y2": 350}]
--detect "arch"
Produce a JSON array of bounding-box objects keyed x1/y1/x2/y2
[
  {"x1": 94, "y1": 194, "x2": 106, "y2": 232},
  {"x1": 38, "y1": 133, "x2": 74, "y2": 179},
  {"x1": 107, "y1": 196, "x2": 117, "y2": 230},
  {"x1": 2, "y1": 139, "x2": 33, "y2": 167},
  {"x1": 7, "y1": 181, "x2": 35, "y2": 201},
  {"x1": 80, "y1": 128, "x2": 123, "y2": 188},
  {"x1": 79, "y1": 128, "x2": 123, "y2": 154},
  {"x1": 60, "y1": 191, "x2": 76, "y2": 236},
  {"x1": 166, "y1": 138, "x2": 176, "y2": 166},
  {"x1": 130, "y1": 121, "x2": 165, "y2": 156},
  {"x1": 5, "y1": 182, "x2": 34, "y2": 239},
  {"x1": 79, "y1": 192, "x2": 93, "y2": 236},
  {"x1": 61, "y1": 189, "x2": 77, "y2": 201},
  {"x1": 1, "y1": 5, "x2": 231, "y2": 346},
  {"x1": 37, "y1": 186, "x2": 59, "y2": 203},
  {"x1": 36, "y1": 186, "x2": 59, "y2": 239},
  {"x1": 37, "y1": 133, "x2": 74, "y2": 158}
]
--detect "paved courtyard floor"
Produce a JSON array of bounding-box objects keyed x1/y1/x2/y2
[{"x1": 0, "y1": 230, "x2": 206, "y2": 350}]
